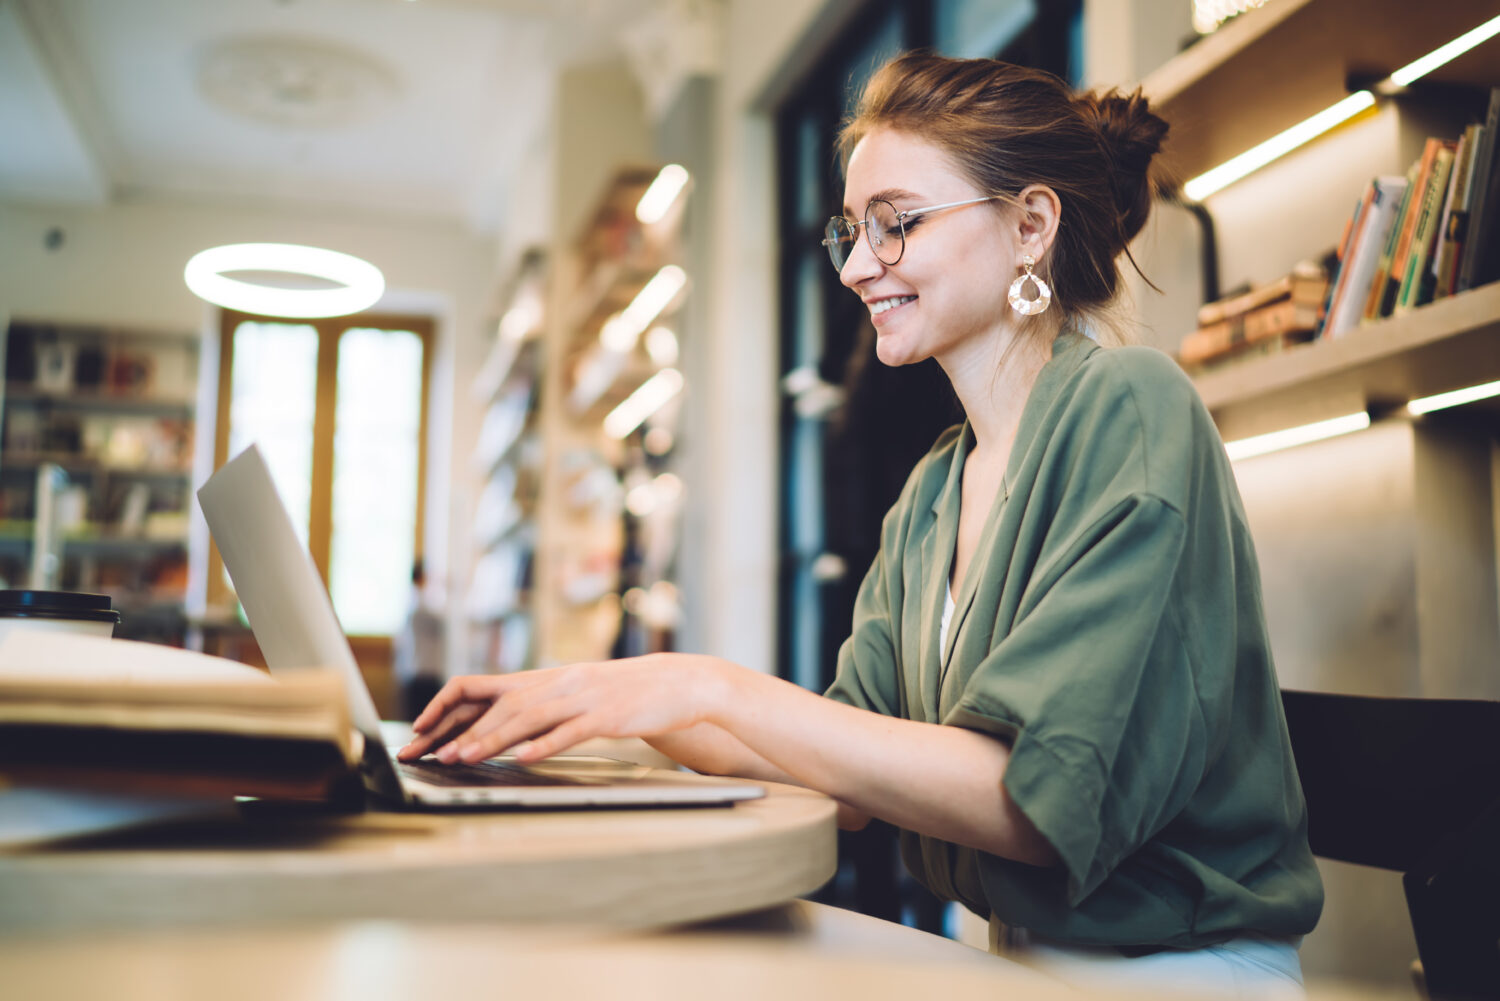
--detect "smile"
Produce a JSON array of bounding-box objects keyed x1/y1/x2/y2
[{"x1": 868, "y1": 295, "x2": 916, "y2": 316}]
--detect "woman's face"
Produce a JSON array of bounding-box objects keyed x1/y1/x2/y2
[{"x1": 839, "y1": 126, "x2": 1020, "y2": 369}]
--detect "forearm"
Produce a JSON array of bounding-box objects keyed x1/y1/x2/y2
[
  {"x1": 707, "y1": 667, "x2": 1055, "y2": 865},
  {"x1": 644, "y1": 723, "x2": 798, "y2": 784}
]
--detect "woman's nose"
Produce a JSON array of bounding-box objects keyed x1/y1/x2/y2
[{"x1": 838, "y1": 227, "x2": 883, "y2": 288}]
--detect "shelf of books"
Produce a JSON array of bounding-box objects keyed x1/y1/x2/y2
[
  {"x1": 531, "y1": 165, "x2": 691, "y2": 669},
  {"x1": 466, "y1": 252, "x2": 546, "y2": 674},
  {"x1": 1192, "y1": 281, "x2": 1500, "y2": 441},
  {"x1": 1172, "y1": 60, "x2": 1499, "y2": 441},
  {"x1": 0, "y1": 320, "x2": 198, "y2": 644}
]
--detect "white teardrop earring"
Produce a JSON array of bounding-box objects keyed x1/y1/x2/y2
[{"x1": 1008, "y1": 254, "x2": 1052, "y2": 316}]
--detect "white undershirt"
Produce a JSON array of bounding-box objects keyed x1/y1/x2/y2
[{"x1": 939, "y1": 583, "x2": 956, "y2": 662}]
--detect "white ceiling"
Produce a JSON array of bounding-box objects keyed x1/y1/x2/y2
[{"x1": 0, "y1": 0, "x2": 661, "y2": 232}]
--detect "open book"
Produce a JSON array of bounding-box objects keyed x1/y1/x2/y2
[{"x1": 0, "y1": 631, "x2": 360, "y2": 802}]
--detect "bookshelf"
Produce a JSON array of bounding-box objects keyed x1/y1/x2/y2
[
  {"x1": 1137, "y1": 0, "x2": 1500, "y2": 434},
  {"x1": 531, "y1": 166, "x2": 690, "y2": 668},
  {"x1": 1195, "y1": 281, "x2": 1500, "y2": 441},
  {"x1": 1142, "y1": 0, "x2": 1500, "y2": 185},
  {"x1": 466, "y1": 253, "x2": 546, "y2": 673},
  {"x1": 0, "y1": 320, "x2": 198, "y2": 644}
]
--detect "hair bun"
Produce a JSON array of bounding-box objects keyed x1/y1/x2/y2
[{"x1": 1076, "y1": 88, "x2": 1169, "y2": 248}]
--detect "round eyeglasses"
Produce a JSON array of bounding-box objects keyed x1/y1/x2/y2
[{"x1": 821, "y1": 195, "x2": 1005, "y2": 273}]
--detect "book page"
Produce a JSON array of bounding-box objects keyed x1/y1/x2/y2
[
  {"x1": 0, "y1": 631, "x2": 272, "y2": 684},
  {"x1": 0, "y1": 631, "x2": 356, "y2": 758}
]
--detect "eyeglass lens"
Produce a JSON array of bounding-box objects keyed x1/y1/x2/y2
[{"x1": 823, "y1": 199, "x2": 904, "y2": 272}]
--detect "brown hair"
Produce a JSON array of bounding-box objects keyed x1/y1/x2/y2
[{"x1": 838, "y1": 52, "x2": 1169, "y2": 339}]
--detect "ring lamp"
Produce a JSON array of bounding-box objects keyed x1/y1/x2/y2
[{"x1": 184, "y1": 243, "x2": 385, "y2": 318}]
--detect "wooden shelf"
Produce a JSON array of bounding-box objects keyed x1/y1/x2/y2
[
  {"x1": 566, "y1": 257, "x2": 662, "y2": 336},
  {"x1": 1191, "y1": 281, "x2": 1500, "y2": 440},
  {"x1": 2, "y1": 385, "x2": 195, "y2": 416},
  {"x1": 1, "y1": 453, "x2": 191, "y2": 478},
  {"x1": 1142, "y1": 0, "x2": 1500, "y2": 186},
  {"x1": 0, "y1": 533, "x2": 188, "y2": 558}
]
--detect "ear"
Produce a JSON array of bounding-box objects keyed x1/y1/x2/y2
[{"x1": 1013, "y1": 184, "x2": 1061, "y2": 267}]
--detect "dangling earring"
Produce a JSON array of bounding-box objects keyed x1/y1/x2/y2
[{"x1": 1008, "y1": 255, "x2": 1052, "y2": 316}]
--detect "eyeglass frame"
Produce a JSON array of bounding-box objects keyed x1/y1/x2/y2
[{"x1": 821, "y1": 194, "x2": 1008, "y2": 272}]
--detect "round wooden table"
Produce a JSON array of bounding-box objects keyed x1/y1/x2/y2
[
  {"x1": 0, "y1": 779, "x2": 836, "y2": 933},
  {"x1": 0, "y1": 901, "x2": 1078, "y2": 1001}
]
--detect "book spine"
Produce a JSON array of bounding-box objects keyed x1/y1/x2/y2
[
  {"x1": 1321, "y1": 183, "x2": 1376, "y2": 336},
  {"x1": 1432, "y1": 126, "x2": 1477, "y2": 300},
  {"x1": 1326, "y1": 178, "x2": 1404, "y2": 338},
  {"x1": 1395, "y1": 144, "x2": 1455, "y2": 315},
  {"x1": 1179, "y1": 297, "x2": 1320, "y2": 365},
  {"x1": 1180, "y1": 317, "x2": 1238, "y2": 364},
  {"x1": 1363, "y1": 161, "x2": 1421, "y2": 323},
  {"x1": 1196, "y1": 273, "x2": 1295, "y2": 327},
  {"x1": 1379, "y1": 138, "x2": 1442, "y2": 317},
  {"x1": 1457, "y1": 89, "x2": 1500, "y2": 293}
]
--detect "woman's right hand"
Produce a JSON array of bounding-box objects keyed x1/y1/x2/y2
[{"x1": 395, "y1": 654, "x2": 733, "y2": 765}]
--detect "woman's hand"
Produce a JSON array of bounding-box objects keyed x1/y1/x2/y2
[{"x1": 396, "y1": 654, "x2": 733, "y2": 765}]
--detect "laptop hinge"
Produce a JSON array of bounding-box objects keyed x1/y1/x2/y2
[{"x1": 359, "y1": 734, "x2": 410, "y2": 805}]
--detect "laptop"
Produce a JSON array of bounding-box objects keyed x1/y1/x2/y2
[{"x1": 197, "y1": 444, "x2": 764, "y2": 810}]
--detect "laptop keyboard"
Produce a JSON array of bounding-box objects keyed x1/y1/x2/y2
[{"x1": 397, "y1": 758, "x2": 591, "y2": 788}]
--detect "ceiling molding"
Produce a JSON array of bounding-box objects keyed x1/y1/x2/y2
[
  {"x1": 13, "y1": 0, "x2": 126, "y2": 197},
  {"x1": 620, "y1": 0, "x2": 724, "y2": 123}
]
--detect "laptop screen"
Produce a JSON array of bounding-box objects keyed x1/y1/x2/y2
[{"x1": 197, "y1": 444, "x2": 385, "y2": 741}]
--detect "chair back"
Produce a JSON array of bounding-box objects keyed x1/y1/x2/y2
[{"x1": 1281, "y1": 688, "x2": 1500, "y2": 1000}]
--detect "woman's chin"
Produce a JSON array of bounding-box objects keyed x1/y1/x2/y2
[{"x1": 873, "y1": 332, "x2": 925, "y2": 368}]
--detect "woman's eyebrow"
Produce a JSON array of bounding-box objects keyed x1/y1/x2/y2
[{"x1": 841, "y1": 187, "x2": 923, "y2": 216}]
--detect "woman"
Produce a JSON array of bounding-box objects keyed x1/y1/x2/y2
[{"x1": 401, "y1": 52, "x2": 1322, "y2": 993}]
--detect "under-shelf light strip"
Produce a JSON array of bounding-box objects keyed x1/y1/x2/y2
[
  {"x1": 1183, "y1": 92, "x2": 1374, "y2": 201},
  {"x1": 600, "y1": 265, "x2": 688, "y2": 353},
  {"x1": 1183, "y1": 14, "x2": 1500, "y2": 201},
  {"x1": 1224, "y1": 412, "x2": 1370, "y2": 462},
  {"x1": 1389, "y1": 15, "x2": 1500, "y2": 88},
  {"x1": 1225, "y1": 376, "x2": 1500, "y2": 459},
  {"x1": 1406, "y1": 379, "x2": 1500, "y2": 415},
  {"x1": 636, "y1": 165, "x2": 690, "y2": 225},
  {"x1": 604, "y1": 368, "x2": 685, "y2": 440}
]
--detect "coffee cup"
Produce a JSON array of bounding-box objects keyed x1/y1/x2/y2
[{"x1": 0, "y1": 590, "x2": 121, "y2": 647}]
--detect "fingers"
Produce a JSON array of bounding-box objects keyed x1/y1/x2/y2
[
  {"x1": 439, "y1": 677, "x2": 591, "y2": 764},
  {"x1": 510, "y1": 714, "x2": 598, "y2": 763},
  {"x1": 409, "y1": 677, "x2": 479, "y2": 733},
  {"x1": 396, "y1": 702, "x2": 485, "y2": 760},
  {"x1": 410, "y1": 673, "x2": 534, "y2": 733}
]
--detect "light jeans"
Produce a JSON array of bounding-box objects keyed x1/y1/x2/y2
[{"x1": 989, "y1": 918, "x2": 1305, "y2": 999}]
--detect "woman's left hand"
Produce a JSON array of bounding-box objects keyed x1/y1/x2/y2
[{"x1": 398, "y1": 654, "x2": 733, "y2": 765}]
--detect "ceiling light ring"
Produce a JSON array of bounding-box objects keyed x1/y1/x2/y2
[{"x1": 184, "y1": 242, "x2": 385, "y2": 318}]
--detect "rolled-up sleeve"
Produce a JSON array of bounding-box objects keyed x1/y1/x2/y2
[{"x1": 824, "y1": 544, "x2": 902, "y2": 717}]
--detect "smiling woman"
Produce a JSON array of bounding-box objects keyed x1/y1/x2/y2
[{"x1": 401, "y1": 50, "x2": 1321, "y2": 999}]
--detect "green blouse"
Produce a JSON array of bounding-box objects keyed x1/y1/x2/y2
[{"x1": 824, "y1": 328, "x2": 1323, "y2": 949}]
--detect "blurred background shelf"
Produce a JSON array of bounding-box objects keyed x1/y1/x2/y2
[
  {"x1": 2, "y1": 385, "x2": 196, "y2": 417},
  {"x1": 0, "y1": 319, "x2": 199, "y2": 644}
]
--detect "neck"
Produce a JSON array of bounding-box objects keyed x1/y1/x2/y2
[{"x1": 938, "y1": 314, "x2": 1060, "y2": 460}]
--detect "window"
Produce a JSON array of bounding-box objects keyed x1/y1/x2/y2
[{"x1": 211, "y1": 310, "x2": 432, "y2": 637}]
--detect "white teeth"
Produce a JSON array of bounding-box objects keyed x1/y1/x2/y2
[{"x1": 869, "y1": 295, "x2": 915, "y2": 315}]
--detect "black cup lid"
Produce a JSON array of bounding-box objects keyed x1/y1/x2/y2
[{"x1": 0, "y1": 589, "x2": 122, "y2": 623}]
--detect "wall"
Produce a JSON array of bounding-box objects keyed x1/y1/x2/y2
[{"x1": 686, "y1": 0, "x2": 866, "y2": 673}]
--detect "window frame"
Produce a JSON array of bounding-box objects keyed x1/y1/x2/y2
[{"x1": 209, "y1": 308, "x2": 434, "y2": 639}]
